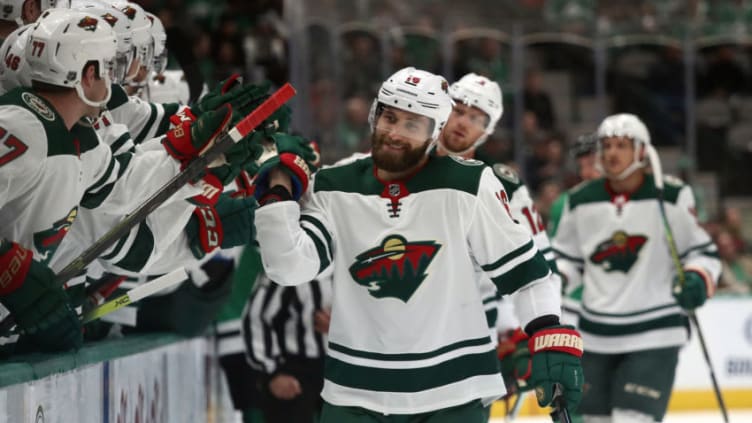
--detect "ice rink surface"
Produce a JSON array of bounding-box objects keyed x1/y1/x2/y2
[{"x1": 490, "y1": 410, "x2": 752, "y2": 423}]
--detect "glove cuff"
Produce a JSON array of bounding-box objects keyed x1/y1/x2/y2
[
  {"x1": 188, "y1": 204, "x2": 224, "y2": 258},
  {"x1": 528, "y1": 325, "x2": 584, "y2": 358},
  {"x1": 278, "y1": 153, "x2": 312, "y2": 198},
  {"x1": 0, "y1": 241, "x2": 33, "y2": 295}
]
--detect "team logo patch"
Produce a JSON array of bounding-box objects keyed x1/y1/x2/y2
[
  {"x1": 77, "y1": 16, "x2": 99, "y2": 32},
  {"x1": 590, "y1": 230, "x2": 647, "y2": 273},
  {"x1": 21, "y1": 92, "x2": 55, "y2": 121},
  {"x1": 102, "y1": 13, "x2": 119, "y2": 27},
  {"x1": 449, "y1": 155, "x2": 483, "y2": 166},
  {"x1": 33, "y1": 207, "x2": 78, "y2": 264},
  {"x1": 492, "y1": 163, "x2": 519, "y2": 184},
  {"x1": 121, "y1": 6, "x2": 136, "y2": 20},
  {"x1": 349, "y1": 235, "x2": 441, "y2": 302}
]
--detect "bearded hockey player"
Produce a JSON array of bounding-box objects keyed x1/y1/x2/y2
[
  {"x1": 251, "y1": 66, "x2": 583, "y2": 421},
  {"x1": 0, "y1": 9, "x2": 258, "y2": 353},
  {"x1": 552, "y1": 114, "x2": 720, "y2": 423}
]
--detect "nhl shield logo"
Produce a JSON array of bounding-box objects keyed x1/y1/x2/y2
[
  {"x1": 348, "y1": 235, "x2": 441, "y2": 302},
  {"x1": 388, "y1": 183, "x2": 400, "y2": 197}
]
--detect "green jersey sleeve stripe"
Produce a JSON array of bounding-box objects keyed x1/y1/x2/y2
[
  {"x1": 113, "y1": 223, "x2": 155, "y2": 272},
  {"x1": 491, "y1": 251, "x2": 551, "y2": 295},
  {"x1": 481, "y1": 240, "x2": 534, "y2": 273},
  {"x1": 485, "y1": 309, "x2": 498, "y2": 329},
  {"x1": 85, "y1": 155, "x2": 117, "y2": 193},
  {"x1": 579, "y1": 313, "x2": 688, "y2": 336},
  {"x1": 679, "y1": 241, "x2": 715, "y2": 259},
  {"x1": 325, "y1": 349, "x2": 500, "y2": 393},
  {"x1": 300, "y1": 215, "x2": 333, "y2": 252},
  {"x1": 582, "y1": 302, "x2": 678, "y2": 318},
  {"x1": 109, "y1": 132, "x2": 133, "y2": 155},
  {"x1": 99, "y1": 227, "x2": 132, "y2": 261},
  {"x1": 156, "y1": 103, "x2": 180, "y2": 137},
  {"x1": 553, "y1": 248, "x2": 584, "y2": 264},
  {"x1": 80, "y1": 154, "x2": 133, "y2": 209},
  {"x1": 329, "y1": 336, "x2": 490, "y2": 361},
  {"x1": 302, "y1": 227, "x2": 330, "y2": 274},
  {"x1": 134, "y1": 103, "x2": 159, "y2": 144}
]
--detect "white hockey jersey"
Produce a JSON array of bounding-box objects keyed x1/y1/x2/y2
[
  {"x1": 0, "y1": 88, "x2": 198, "y2": 266},
  {"x1": 552, "y1": 175, "x2": 720, "y2": 353},
  {"x1": 478, "y1": 163, "x2": 561, "y2": 339},
  {"x1": 255, "y1": 155, "x2": 561, "y2": 414}
]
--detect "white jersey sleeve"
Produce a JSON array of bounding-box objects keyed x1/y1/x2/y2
[
  {"x1": 672, "y1": 185, "x2": 721, "y2": 293},
  {"x1": 551, "y1": 193, "x2": 584, "y2": 295},
  {"x1": 469, "y1": 169, "x2": 561, "y2": 328},
  {"x1": 255, "y1": 178, "x2": 334, "y2": 286}
]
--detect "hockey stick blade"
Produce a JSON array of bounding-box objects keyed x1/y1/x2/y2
[
  {"x1": 82, "y1": 268, "x2": 187, "y2": 323},
  {"x1": 0, "y1": 83, "x2": 296, "y2": 335}
]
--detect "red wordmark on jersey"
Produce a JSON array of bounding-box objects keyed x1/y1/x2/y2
[{"x1": 0, "y1": 126, "x2": 28, "y2": 166}]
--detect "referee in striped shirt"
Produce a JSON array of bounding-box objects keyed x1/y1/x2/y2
[{"x1": 242, "y1": 272, "x2": 332, "y2": 423}]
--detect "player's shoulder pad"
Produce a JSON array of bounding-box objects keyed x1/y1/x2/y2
[{"x1": 661, "y1": 174, "x2": 686, "y2": 204}]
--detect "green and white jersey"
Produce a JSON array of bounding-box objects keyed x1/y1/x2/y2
[
  {"x1": 552, "y1": 175, "x2": 720, "y2": 353},
  {"x1": 107, "y1": 84, "x2": 181, "y2": 146},
  {"x1": 0, "y1": 87, "x2": 197, "y2": 266},
  {"x1": 479, "y1": 164, "x2": 560, "y2": 331},
  {"x1": 255, "y1": 155, "x2": 560, "y2": 414}
]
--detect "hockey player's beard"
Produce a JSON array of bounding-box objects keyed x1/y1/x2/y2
[{"x1": 371, "y1": 131, "x2": 430, "y2": 173}]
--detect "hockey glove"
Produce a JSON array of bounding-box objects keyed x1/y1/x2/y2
[
  {"x1": 498, "y1": 328, "x2": 533, "y2": 395},
  {"x1": 191, "y1": 75, "x2": 259, "y2": 116},
  {"x1": 0, "y1": 240, "x2": 82, "y2": 352},
  {"x1": 163, "y1": 103, "x2": 233, "y2": 164},
  {"x1": 253, "y1": 133, "x2": 318, "y2": 201},
  {"x1": 672, "y1": 270, "x2": 710, "y2": 310},
  {"x1": 527, "y1": 324, "x2": 584, "y2": 414},
  {"x1": 186, "y1": 193, "x2": 258, "y2": 259}
]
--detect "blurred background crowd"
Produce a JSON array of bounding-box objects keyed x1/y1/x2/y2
[{"x1": 143, "y1": 0, "x2": 752, "y2": 296}]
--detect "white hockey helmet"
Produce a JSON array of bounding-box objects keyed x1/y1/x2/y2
[
  {"x1": 145, "y1": 11, "x2": 167, "y2": 74},
  {"x1": 26, "y1": 8, "x2": 117, "y2": 107},
  {"x1": 0, "y1": 0, "x2": 70, "y2": 25},
  {"x1": 368, "y1": 66, "x2": 453, "y2": 142},
  {"x1": 596, "y1": 113, "x2": 651, "y2": 180},
  {"x1": 71, "y1": 0, "x2": 134, "y2": 84},
  {"x1": 0, "y1": 24, "x2": 33, "y2": 93},
  {"x1": 110, "y1": 1, "x2": 152, "y2": 76},
  {"x1": 449, "y1": 73, "x2": 503, "y2": 135}
]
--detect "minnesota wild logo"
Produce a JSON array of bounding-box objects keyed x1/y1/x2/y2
[
  {"x1": 590, "y1": 230, "x2": 647, "y2": 273},
  {"x1": 349, "y1": 235, "x2": 441, "y2": 302},
  {"x1": 33, "y1": 207, "x2": 78, "y2": 264}
]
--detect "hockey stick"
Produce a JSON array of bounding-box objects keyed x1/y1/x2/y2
[
  {"x1": 0, "y1": 83, "x2": 296, "y2": 334},
  {"x1": 549, "y1": 384, "x2": 572, "y2": 423},
  {"x1": 505, "y1": 392, "x2": 525, "y2": 422},
  {"x1": 82, "y1": 268, "x2": 187, "y2": 323},
  {"x1": 645, "y1": 146, "x2": 729, "y2": 423}
]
